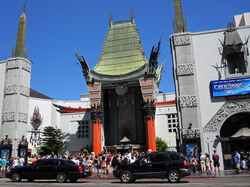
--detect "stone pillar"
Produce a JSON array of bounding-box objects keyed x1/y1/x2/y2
[
  {"x1": 1, "y1": 57, "x2": 31, "y2": 156},
  {"x1": 88, "y1": 83, "x2": 102, "y2": 155}
]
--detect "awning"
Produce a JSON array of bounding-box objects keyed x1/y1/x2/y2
[{"x1": 230, "y1": 127, "x2": 250, "y2": 139}]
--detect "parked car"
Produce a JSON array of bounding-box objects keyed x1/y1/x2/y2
[
  {"x1": 5, "y1": 158, "x2": 91, "y2": 183},
  {"x1": 113, "y1": 151, "x2": 191, "y2": 183}
]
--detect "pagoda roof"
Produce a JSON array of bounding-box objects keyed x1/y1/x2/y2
[{"x1": 93, "y1": 19, "x2": 148, "y2": 76}]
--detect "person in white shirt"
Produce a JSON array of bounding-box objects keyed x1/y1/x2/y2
[{"x1": 200, "y1": 153, "x2": 206, "y2": 173}]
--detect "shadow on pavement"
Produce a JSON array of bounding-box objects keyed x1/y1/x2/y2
[
  {"x1": 5, "y1": 180, "x2": 90, "y2": 184},
  {"x1": 111, "y1": 180, "x2": 189, "y2": 184}
]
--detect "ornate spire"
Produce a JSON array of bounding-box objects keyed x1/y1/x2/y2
[
  {"x1": 131, "y1": 9, "x2": 135, "y2": 24},
  {"x1": 109, "y1": 12, "x2": 113, "y2": 27},
  {"x1": 13, "y1": 3, "x2": 27, "y2": 58},
  {"x1": 173, "y1": 0, "x2": 187, "y2": 33}
]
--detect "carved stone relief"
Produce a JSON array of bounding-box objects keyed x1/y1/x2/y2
[
  {"x1": 179, "y1": 96, "x2": 198, "y2": 108},
  {"x1": 4, "y1": 85, "x2": 18, "y2": 95},
  {"x1": 204, "y1": 100, "x2": 250, "y2": 132},
  {"x1": 18, "y1": 112, "x2": 28, "y2": 123},
  {"x1": 6, "y1": 61, "x2": 20, "y2": 69},
  {"x1": 142, "y1": 100, "x2": 156, "y2": 117},
  {"x1": 4, "y1": 85, "x2": 29, "y2": 97},
  {"x1": 20, "y1": 86, "x2": 29, "y2": 97},
  {"x1": 176, "y1": 64, "x2": 194, "y2": 76},
  {"x1": 91, "y1": 104, "x2": 103, "y2": 121},
  {"x1": 174, "y1": 35, "x2": 191, "y2": 46},
  {"x1": 22, "y1": 62, "x2": 31, "y2": 72},
  {"x1": 2, "y1": 112, "x2": 16, "y2": 122}
]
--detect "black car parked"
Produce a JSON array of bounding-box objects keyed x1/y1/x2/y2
[
  {"x1": 113, "y1": 151, "x2": 191, "y2": 183},
  {"x1": 5, "y1": 159, "x2": 91, "y2": 183}
]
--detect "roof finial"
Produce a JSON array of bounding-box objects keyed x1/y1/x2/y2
[
  {"x1": 131, "y1": 9, "x2": 135, "y2": 24},
  {"x1": 173, "y1": 0, "x2": 187, "y2": 33},
  {"x1": 13, "y1": 4, "x2": 27, "y2": 58},
  {"x1": 23, "y1": 2, "x2": 26, "y2": 13},
  {"x1": 109, "y1": 12, "x2": 113, "y2": 27}
]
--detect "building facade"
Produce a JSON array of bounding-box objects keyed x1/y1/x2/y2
[
  {"x1": 0, "y1": 6, "x2": 178, "y2": 158},
  {"x1": 171, "y1": 0, "x2": 250, "y2": 170}
]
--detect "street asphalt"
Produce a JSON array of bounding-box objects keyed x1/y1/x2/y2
[{"x1": 0, "y1": 170, "x2": 249, "y2": 187}]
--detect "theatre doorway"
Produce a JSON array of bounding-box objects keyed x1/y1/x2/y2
[{"x1": 220, "y1": 112, "x2": 250, "y2": 170}]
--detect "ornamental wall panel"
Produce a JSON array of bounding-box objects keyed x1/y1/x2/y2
[
  {"x1": 204, "y1": 100, "x2": 250, "y2": 132},
  {"x1": 173, "y1": 35, "x2": 191, "y2": 46},
  {"x1": 176, "y1": 64, "x2": 194, "y2": 76},
  {"x1": 179, "y1": 95, "x2": 198, "y2": 108}
]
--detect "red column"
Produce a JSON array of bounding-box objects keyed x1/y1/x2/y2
[
  {"x1": 92, "y1": 119, "x2": 102, "y2": 155},
  {"x1": 145, "y1": 115, "x2": 156, "y2": 152}
]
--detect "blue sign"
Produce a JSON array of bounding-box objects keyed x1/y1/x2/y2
[{"x1": 211, "y1": 78, "x2": 250, "y2": 97}]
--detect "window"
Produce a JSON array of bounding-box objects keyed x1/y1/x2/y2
[
  {"x1": 227, "y1": 52, "x2": 246, "y2": 74},
  {"x1": 78, "y1": 120, "x2": 90, "y2": 138},
  {"x1": 44, "y1": 159, "x2": 60, "y2": 166},
  {"x1": 152, "y1": 154, "x2": 166, "y2": 162},
  {"x1": 169, "y1": 153, "x2": 181, "y2": 161},
  {"x1": 167, "y1": 114, "x2": 178, "y2": 133}
]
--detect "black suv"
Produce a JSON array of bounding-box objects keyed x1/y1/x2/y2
[
  {"x1": 113, "y1": 151, "x2": 190, "y2": 183},
  {"x1": 5, "y1": 159, "x2": 91, "y2": 183}
]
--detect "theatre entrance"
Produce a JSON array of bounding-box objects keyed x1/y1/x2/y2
[
  {"x1": 220, "y1": 112, "x2": 250, "y2": 170},
  {"x1": 103, "y1": 86, "x2": 146, "y2": 151}
]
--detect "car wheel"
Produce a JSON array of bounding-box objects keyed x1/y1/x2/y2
[
  {"x1": 57, "y1": 172, "x2": 67, "y2": 183},
  {"x1": 69, "y1": 178, "x2": 78, "y2": 183},
  {"x1": 167, "y1": 170, "x2": 180, "y2": 183},
  {"x1": 12, "y1": 172, "x2": 21, "y2": 182},
  {"x1": 120, "y1": 171, "x2": 133, "y2": 183},
  {"x1": 28, "y1": 178, "x2": 34, "y2": 182}
]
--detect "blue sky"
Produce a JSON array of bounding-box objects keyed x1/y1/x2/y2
[{"x1": 1, "y1": 0, "x2": 250, "y2": 100}]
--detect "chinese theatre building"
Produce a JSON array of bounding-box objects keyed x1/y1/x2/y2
[{"x1": 75, "y1": 12, "x2": 164, "y2": 155}]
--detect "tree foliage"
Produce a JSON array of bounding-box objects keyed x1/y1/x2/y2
[
  {"x1": 156, "y1": 137, "x2": 169, "y2": 152},
  {"x1": 37, "y1": 126, "x2": 68, "y2": 155}
]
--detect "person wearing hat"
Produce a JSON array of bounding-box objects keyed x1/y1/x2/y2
[{"x1": 212, "y1": 149, "x2": 220, "y2": 176}]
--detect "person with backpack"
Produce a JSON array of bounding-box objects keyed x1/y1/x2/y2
[{"x1": 212, "y1": 149, "x2": 220, "y2": 176}]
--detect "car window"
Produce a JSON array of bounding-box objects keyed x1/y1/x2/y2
[
  {"x1": 169, "y1": 153, "x2": 181, "y2": 161},
  {"x1": 140, "y1": 155, "x2": 151, "y2": 164},
  {"x1": 62, "y1": 160, "x2": 76, "y2": 166},
  {"x1": 32, "y1": 160, "x2": 45, "y2": 166},
  {"x1": 152, "y1": 154, "x2": 166, "y2": 162},
  {"x1": 44, "y1": 159, "x2": 60, "y2": 166}
]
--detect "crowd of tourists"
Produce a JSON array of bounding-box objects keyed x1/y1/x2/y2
[
  {"x1": 0, "y1": 149, "x2": 249, "y2": 177},
  {"x1": 0, "y1": 151, "x2": 149, "y2": 177},
  {"x1": 189, "y1": 149, "x2": 250, "y2": 176}
]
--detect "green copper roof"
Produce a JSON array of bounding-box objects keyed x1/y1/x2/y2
[
  {"x1": 93, "y1": 19, "x2": 148, "y2": 76},
  {"x1": 13, "y1": 5, "x2": 27, "y2": 58}
]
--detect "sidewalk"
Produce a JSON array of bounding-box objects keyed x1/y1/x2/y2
[
  {"x1": 187, "y1": 170, "x2": 250, "y2": 178},
  {"x1": 87, "y1": 169, "x2": 250, "y2": 179}
]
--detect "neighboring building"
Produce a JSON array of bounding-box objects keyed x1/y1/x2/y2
[
  {"x1": 0, "y1": 6, "x2": 178, "y2": 158},
  {"x1": 170, "y1": 0, "x2": 250, "y2": 170}
]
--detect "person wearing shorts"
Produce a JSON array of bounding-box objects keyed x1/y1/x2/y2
[{"x1": 212, "y1": 150, "x2": 220, "y2": 176}]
